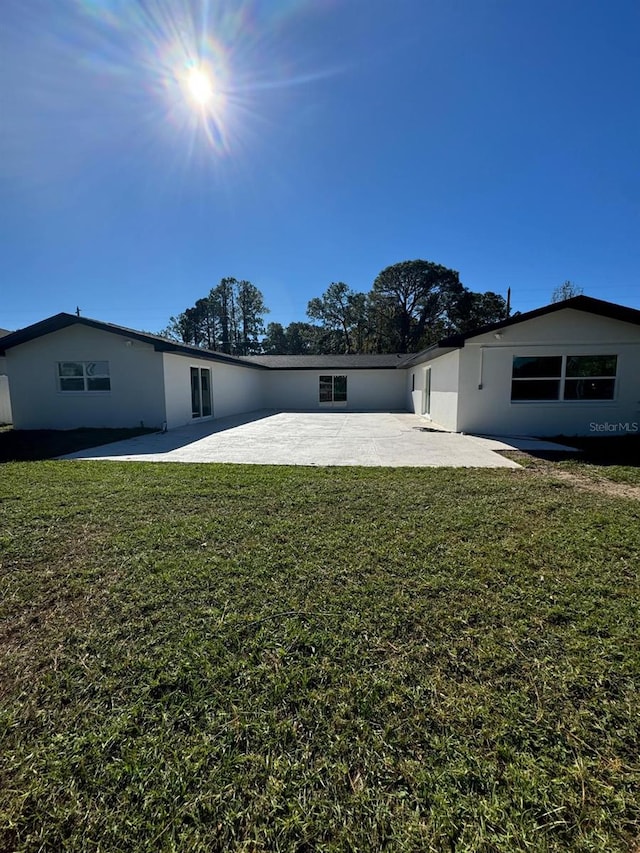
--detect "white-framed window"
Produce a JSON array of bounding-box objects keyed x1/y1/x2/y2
[
  {"x1": 511, "y1": 355, "x2": 617, "y2": 402},
  {"x1": 319, "y1": 374, "x2": 347, "y2": 403},
  {"x1": 58, "y1": 361, "x2": 111, "y2": 392}
]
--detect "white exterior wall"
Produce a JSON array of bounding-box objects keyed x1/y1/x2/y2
[
  {"x1": 6, "y1": 325, "x2": 166, "y2": 429},
  {"x1": 162, "y1": 353, "x2": 265, "y2": 429},
  {"x1": 263, "y1": 369, "x2": 406, "y2": 411},
  {"x1": 407, "y1": 350, "x2": 460, "y2": 430},
  {"x1": 456, "y1": 309, "x2": 640, "y2": 436}
]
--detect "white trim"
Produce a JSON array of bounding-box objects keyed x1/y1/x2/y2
[
  {"x1": 56, "y1": 360, "x2": 111, "y2": 393},
  {"x1": 318, "y1": 373, "x2": 348, "y2": 407}
]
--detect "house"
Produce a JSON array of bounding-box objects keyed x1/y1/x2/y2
[
  {"x1": 1, "y1": 295, "x2": 639, "y2": 437},
  {"x1": 404, "y1": 295, "x2": 640, "y2": 437},
  {"x1": 0, "y1": 314, "x2": 406, "y2": 430},
  {"x1": 0, "y1": 328, "x2": 12, "y2": 425},
  {"x1": 240, "y1": 354, "x2": 408, "y2": 412}
]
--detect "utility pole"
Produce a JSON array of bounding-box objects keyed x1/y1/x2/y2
[
  {"x1": 76, "y1": 306, "x2": 81, "y2": 317},
  {"x1": 505, "y1": 287, "x2": 511, "y2": 318}
]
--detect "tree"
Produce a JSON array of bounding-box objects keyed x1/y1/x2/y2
[
  {"x1": 159, "y1": 314, "x2": 193, "y2": 343},
  {"x1": 370, "y1": 260, "x2": 464, "y2": 351},
  {"x1": 262, "y1": 322, "x2": 289, "y2": 354},
  {"x1": 212, "y1": 277, "x2": 235, "y2": 353},
  {"x1": 285, "y1": 322, "x2": 323, "y2": 354},
  {"x1": 235, "y1": 280, "x2": 269, "y2": 354},
  {"x1": 448, "y1": 290, "x2": 509, "y2": 333},
  {"x1": 261, "y1": 321, "x2": 323, "y2": 354},
  {"x1": 551, "y1": 280, "x2": 583, "y2": 302},
  {"x1": 348, "y1": 291, "x2": 372, "y2": 353},
  {"x1": 193, "y1": 297, "x2": 218, "y2": 349},
  {"x1": 161, "y1": 278, "x2": 269, "y2": 355},
  {"x1": 307, "y1": 282, "x2": 369, "y2": 353}
]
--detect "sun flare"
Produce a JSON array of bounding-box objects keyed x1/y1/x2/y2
[{"x1": 186, "y1": 68, "x2": 213, "y2": 105}]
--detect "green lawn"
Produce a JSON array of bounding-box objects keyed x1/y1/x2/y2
[{"x1": 1, "y1": 461, "x2": 639, "y2": 852}]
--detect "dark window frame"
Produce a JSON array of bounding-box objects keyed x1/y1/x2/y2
[
  {"x1": 511, "y1": 355, "x2": 617, "y2": 402},
  {"x1": 191, "y1": 366, "x2": 212, "y2": 418}
]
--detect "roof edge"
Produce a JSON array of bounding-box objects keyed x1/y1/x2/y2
[
  {"x1": 0, "y1": 313, "x2": 268, "y2": 368},
  {"x1": 405, "y1": 295, "x2": 640, "y2": 366}
]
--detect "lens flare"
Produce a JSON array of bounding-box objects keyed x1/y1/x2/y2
[
  {"x1": 186, "y1": 67, "x2": 213, "y2": 105},
  {"x1": 60, "y1": 0, "x2": 344, "y2": 162}
]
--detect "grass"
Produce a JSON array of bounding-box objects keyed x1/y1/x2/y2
[
  {"x1": 1, "y1": 461, "x2": 639, "y2": 852},
  {"x1": 552, "y1": 435, "x2": 640, "y2": 480},
  {"x1": 516, "y1": 436, "x2": 640, "y2": 488},
  {"x1": 0, "y1": 426, "x2": 156, "y2": 462}
]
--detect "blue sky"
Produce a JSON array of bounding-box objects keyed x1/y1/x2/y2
[{"x1": 2, "y1": 0, "x2": 639, "y2": 334}]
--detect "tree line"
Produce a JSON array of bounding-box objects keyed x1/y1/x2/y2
[
  {"x1": 161, "y1": 277, "x2": 268, "y2": 355},
  {"x1": 161, "y1": 259, "x2": 511, "y2": 355}
]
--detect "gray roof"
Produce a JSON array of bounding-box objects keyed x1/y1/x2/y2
[
  {"x1": 241, "y1": 353, "x2": 412, "y2": 370},
  {"x1": 0, "y1": 329, "x2": 11, "y2": 337}
]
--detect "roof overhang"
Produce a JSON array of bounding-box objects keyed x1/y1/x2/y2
[
  {"x1": 0, "y1": 313, "x2": 269, "y2": 369},
  {"x1": 404, "y1": 295, "x2": 640, "y2": 367}
]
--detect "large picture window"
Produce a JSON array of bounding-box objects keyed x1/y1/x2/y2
[
  {"x1": 511, "y1": 355, "x2": 617, "y2": 402},
  {"x1": 319, "y1": 375, "x2": 347, "y2": 404},
  {"x1": 58, "y1": 361, "x2": 110, "y2": 392}
]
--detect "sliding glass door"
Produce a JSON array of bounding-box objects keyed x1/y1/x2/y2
[{"x1": 191, "y1": 367, "x2": 212, "y2": 418}]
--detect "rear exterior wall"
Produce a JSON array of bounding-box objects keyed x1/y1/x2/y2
[
  {"x1": 162, "y1": 353, "x2": 265, "y2": 429},
  {"x1": 6, "y1": 325, "x2": 165, "y2": 429},
  {"x1": 407, "y1": 350, "x2": 460, "y2": 430},
  {"x1": 262, "y1": 369, "x2": 406, "y2": 411},
  {"x1": 457, "y1": 310, "x2": 640, "y2": 436}
]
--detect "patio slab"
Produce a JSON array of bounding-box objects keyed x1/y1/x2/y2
[{"x1": 59, "y1": 410, "x2": 528, "y2": 467}]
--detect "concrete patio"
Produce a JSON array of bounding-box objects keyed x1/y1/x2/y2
[{"x1": 57, "y1": 410, "x2": 576, "y2": 467}]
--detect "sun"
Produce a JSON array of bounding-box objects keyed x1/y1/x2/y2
[{"x1": 186, "y1": 67, "x2": 213, "y2": 105}]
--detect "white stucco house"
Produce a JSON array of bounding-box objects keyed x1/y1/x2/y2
[
  {"x1": 404, "y1": 295, "x2": 640, "y2": 437},
  {"x1": 1, "y1": 295, "x2": 639, "y2": 437},
  {"x1": 0, "y1": 314, "x2": 407, "y2": 431}
]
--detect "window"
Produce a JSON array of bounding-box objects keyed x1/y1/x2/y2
[
  {"x1": 511, "y1": 355, "x2": 617, "y2": 402},
  {"x1": 191, "y1": 367, "x2": 212, "y2": 418},
  {"x1": 511, "y1": 356, "x2": 561, "y2": 401},
  {"x1": 319, "y1": 375, "x2": 347, "y2": 403},
  {"x1": 564, "y1": 355, "x2": 617, "y2": 400},
  {"x1": 58, "y1": 361, "x2": 110, "y2": 392}
]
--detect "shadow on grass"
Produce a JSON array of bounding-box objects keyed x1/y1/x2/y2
[
  {"x1": 515, "y1": 434, "x2": 640, "y2": 468},
  {"x1": 0, "y1": 427, "x2": 157, "y2": 462}
]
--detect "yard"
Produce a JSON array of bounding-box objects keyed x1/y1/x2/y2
[{"x1": 1, "y1": 458, "x2": 639, "y2": 851}]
